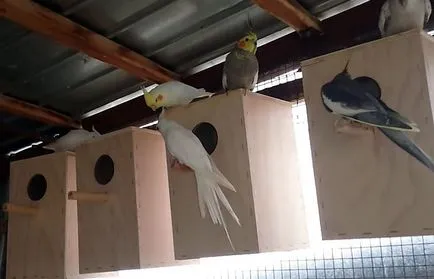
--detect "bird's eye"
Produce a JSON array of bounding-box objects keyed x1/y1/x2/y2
[{"x1": 245, "y1": 38, "x2": 249, "y2": 42}]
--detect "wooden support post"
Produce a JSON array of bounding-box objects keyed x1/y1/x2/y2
[
  {"x1": 0, "y1": 0, "x2": 179, "y2": 83},
  {"x1": 251, "y1": 0, "x2": 322, "y2": 32},
  {"x1": 0, "y1": 95, "x2": 81, "y2": 128}
]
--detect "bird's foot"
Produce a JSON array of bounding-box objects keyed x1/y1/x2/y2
[
  {"x1": 172, "y1": 159, "x2": 193, "y2": 172},
  {"x1": 334, "y1": 118, "x2": 373, "y2": 136},
  {"x1": 243, "y1": 88, "x2": 248, "y2": 96}
]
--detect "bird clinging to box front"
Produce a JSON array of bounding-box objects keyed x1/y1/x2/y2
[
  {"x1": 378, "y1": 0, "x2": 432, "y2": 37},
  {"x1": 143, "y1": 81, "x2": 213, "y2": 111},
  {"x1": 222, "y1": 31, "x2": 259, "y2": 95},
  {"x1": 321, "y1": 60, "x2": 434, "y2": 172},
  {"x1": 157, "y1": 110, "x2": 241, "y2": 250}
]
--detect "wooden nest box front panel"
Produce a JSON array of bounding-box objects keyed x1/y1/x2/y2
[
  {"x1": 164, "y1": 90, "x2": 309, "y2": 260},
  {"x1": 301, "y1": 30, "x2": 434, "y2": 240},
  {"x1": 7, "y1": 152, "x2": 78, "y2": 279},
  {"x1": 74, "y1": 127, "x2": 174, "y2": 273}
]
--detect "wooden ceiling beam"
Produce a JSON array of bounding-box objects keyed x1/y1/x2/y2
[
  {"x1": 0, "y1": 95, "x2": 81, "y2": 129},
  {"x1": 251, "y1": 0, "x2": 322, "y2": 32},
  {"x1": 0, "y1": 0, "x2": 179, "y2": 83}
]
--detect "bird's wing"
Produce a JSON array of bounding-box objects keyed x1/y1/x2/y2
[
  {"x1": 163, "y1": 121, "x2": 212, "y2": 170},
  {"x1": 379, "y1": 127, "x2": 434, "y2": 172},
  {"x1": 425, "y1": 0, "x2": 432, "y2": 24},
  {"x1": 378, "y1": 0, "x2": 391, "y2": 36}
]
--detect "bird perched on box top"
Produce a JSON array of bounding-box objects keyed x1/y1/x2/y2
[
  {"x1": 43, "y1": 126, "x2": 101, "y2": 152},
  {"x1": 222, "y1": 31, "x2": 259, "y2": 95},
  {"x1": 321, "y1": 60, "x2": 434, "y2": 172},
  {"x1": 143, "y1": 81, "x2": 213, "y2": 111},
  {"x1": 378, "y1": 0, "x2": 432, "y2": 37},
  {"x1": 157, "y1": 110, "x2": 241, "y2": 250}
]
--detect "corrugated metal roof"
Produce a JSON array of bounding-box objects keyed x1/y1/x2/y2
[{"x1": 0, "y1": 0, "x2": 355, "y2": 155}]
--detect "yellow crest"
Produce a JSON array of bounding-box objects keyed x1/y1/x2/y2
[{"x1": 237, "y1": 31, "x2": 258, "y2": 54}]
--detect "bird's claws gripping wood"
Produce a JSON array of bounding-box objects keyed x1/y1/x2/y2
[
  {"x1": 334, "y1": 117, "x2": 373, "y2": 135},
  {"x1": 172, "y1": 159, "x2": 193, "y2": 172}
]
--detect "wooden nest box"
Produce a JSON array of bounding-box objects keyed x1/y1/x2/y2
[
  {"x1": 301, "y1": 30, "x2": 434, "y2": 240},
  {"x1": 72, "y1": 127, "x2": 175, "y2": 273},
  {"x1": 163, "y1": 89, "x2": 309, "y2": 260},
  {"x1": 5, "y1": 152, "x2": 78, "y2": 279}
]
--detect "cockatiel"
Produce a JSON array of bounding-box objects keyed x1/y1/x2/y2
[
  {"x1": 157, "y1": 111, "x2": 241, "y2": 249},
  {"x1": 378, "y1": 0, "x2": 432, "y2": 37},
  {"x1": 321, "y1": 61, "x2": 434, "y2": 172},
  {"x1": 222, "y1": 31, "x2": 259, "y2": 95},
  {"x1": 43, "y1": 126, "x2": 101, "y2": 152},
  {"x1": 143, "y1": 81, "x2": 213, "y2": 111}
]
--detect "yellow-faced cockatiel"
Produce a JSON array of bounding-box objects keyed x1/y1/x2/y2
[
  {"x1": 143, "y1": 81, "x2": 213, "y2": 111},
  {"x1": 222, "y1": 32, "x2": 259, "y2": 95},
  {"x1": 157, "y1": 110, "x2": 241, "y2": 250}
]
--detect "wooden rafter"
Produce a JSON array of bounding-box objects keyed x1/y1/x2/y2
[
  {"x1": 251, "y1": 0, "x2": 322, "y2": 32},
  {"x1": 0, "y1": 0, "x2": 179, "y2": 83},
  {"x1": 0, "y1": 95, "x2": 81, "y2": 128}
]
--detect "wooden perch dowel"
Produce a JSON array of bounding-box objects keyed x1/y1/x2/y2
[
  {"x1": 2, "y1": 203, "x2": 38, "y2": 215},
  {"x1": 68, "y1": 191, "x2": 110, "y2": 202}
]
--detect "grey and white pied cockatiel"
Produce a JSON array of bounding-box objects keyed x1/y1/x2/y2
[
  {"x1": 43, "y1": 126, "x2": 101, "y2": 152},
  {"x1": 378, "y1": 0, "x2": 432, "y2": 37},
  {"x1": 157, "y1": 110, "x2": 241, "y2": 250},
  {"x1": 222, "y1": 32, "x2": 259, "y2": 95},
  {"x1": 321, "y1": 60, "x2": 434, "y2": 172}
]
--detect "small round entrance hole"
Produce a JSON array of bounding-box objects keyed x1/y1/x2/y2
[
  {"x1": 94, "y1": 154, "x2": 114, "y2": 185},
  {"x1": 192, "y1": 122, "x2": 218, "y2": 155},
  {"x1": 27, "y1": 174, "x2": 47, "y2": 201}
]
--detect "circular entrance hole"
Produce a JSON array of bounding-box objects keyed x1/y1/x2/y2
[
  {"x1": 27, "y1": 174, "x2": 47, "y2": 201},
  {"x1": 94, "y1": 154, "x2": 114, "y2": 185},
  {"x1": 192, "y1": 122, "x2": 218, "y2": 155}
]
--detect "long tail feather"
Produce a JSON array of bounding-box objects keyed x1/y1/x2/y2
[
  {"x1": 379, "y1": 127, "x2": 434, "y2": 172},
  {"x1": 207, "y1": 154, "x2": 237, "y2": 192},
  {"x1": 194, "y1": 168, "x2": 240, "y2": 251}
]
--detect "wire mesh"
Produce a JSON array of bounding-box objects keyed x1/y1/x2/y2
[{"x1": 205, "y1": 235, "x2": 434, "y2": 279}]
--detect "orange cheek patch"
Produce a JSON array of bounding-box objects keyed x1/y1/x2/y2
[{"x1": 238, "y1": 41, "x2": 245, "y2": 48}]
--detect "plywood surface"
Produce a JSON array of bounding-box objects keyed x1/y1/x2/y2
[
  {"x1": 7, "y1": 152, "x2": 77, "y2": 279},
  {"x1": 301, "y1": 30, "x2": 434, "y2": 239},
  {"x1": 75, "y1": 127, "x2": 174, "y2": 273},
  {"x1": 164, "y1": 92, "x2": 259, "y2": 259},
  {"x1": 165, "y1": 90, "x2": 309, "y2": 259},
  {"x1": 243, "y1": 93, "x2": 309, "y2": 251},
  {"x1": 132, "y1": 129, "x2": 175, "y2": 268}
]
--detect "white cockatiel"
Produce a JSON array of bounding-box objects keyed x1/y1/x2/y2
[
  {"x1": 43, "y1": 126, "x2": 101, "y2": 152},
  {"x1": 157, "y1": 111, "x2": 241, "y2": 249},
  {"x1": 143, "y1": 81, "x2": 214, "y2": 111},
  {"x1": 378, "y1": 0, "x2": 432, "y2": 37}
]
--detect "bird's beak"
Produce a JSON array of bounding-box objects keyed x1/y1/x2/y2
[{"x1": 150, "y1": 105, "x2": 157, "y2": 111}]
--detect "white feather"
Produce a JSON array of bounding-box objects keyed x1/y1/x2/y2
[
  {"x1": 157, "y1": 113, "x2": 241, "y2": 250},
  {"x1": 379, "y1": 0, "x2": 432, "y2": 37},
  {"x1": 43, "y1": 127, "x2": 101, "y2": 152},
  {"x1": 147, "y1": 81, "x2": 213, "y2": 107}
]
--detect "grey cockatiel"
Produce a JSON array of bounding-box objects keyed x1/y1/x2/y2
[
  {"x1": 43, "y1": 126, "x2": 101, "y2": 152},
  {"x1": 378, "y1": 0, "x2": 432, "y2": 37},
  {"x1": 321, "y1": 61, "x2": 434, "y2": 172},
  {"x1": 222, "y1": 32, "x2": 259, "y2": 95},
  {"x1": 157, "y1": 110, "x2": 241, "y2": 250}
]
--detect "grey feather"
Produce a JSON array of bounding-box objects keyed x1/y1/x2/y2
[
  {"x1": 379, "y1": 127, "x2": 434, "y2": 172},
  {"x1": 223, "y1": 48, "x2": 259, "y2": 91},
  {"x1": 379, "y1": 0, "x2": 432, "y2": 37}
]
